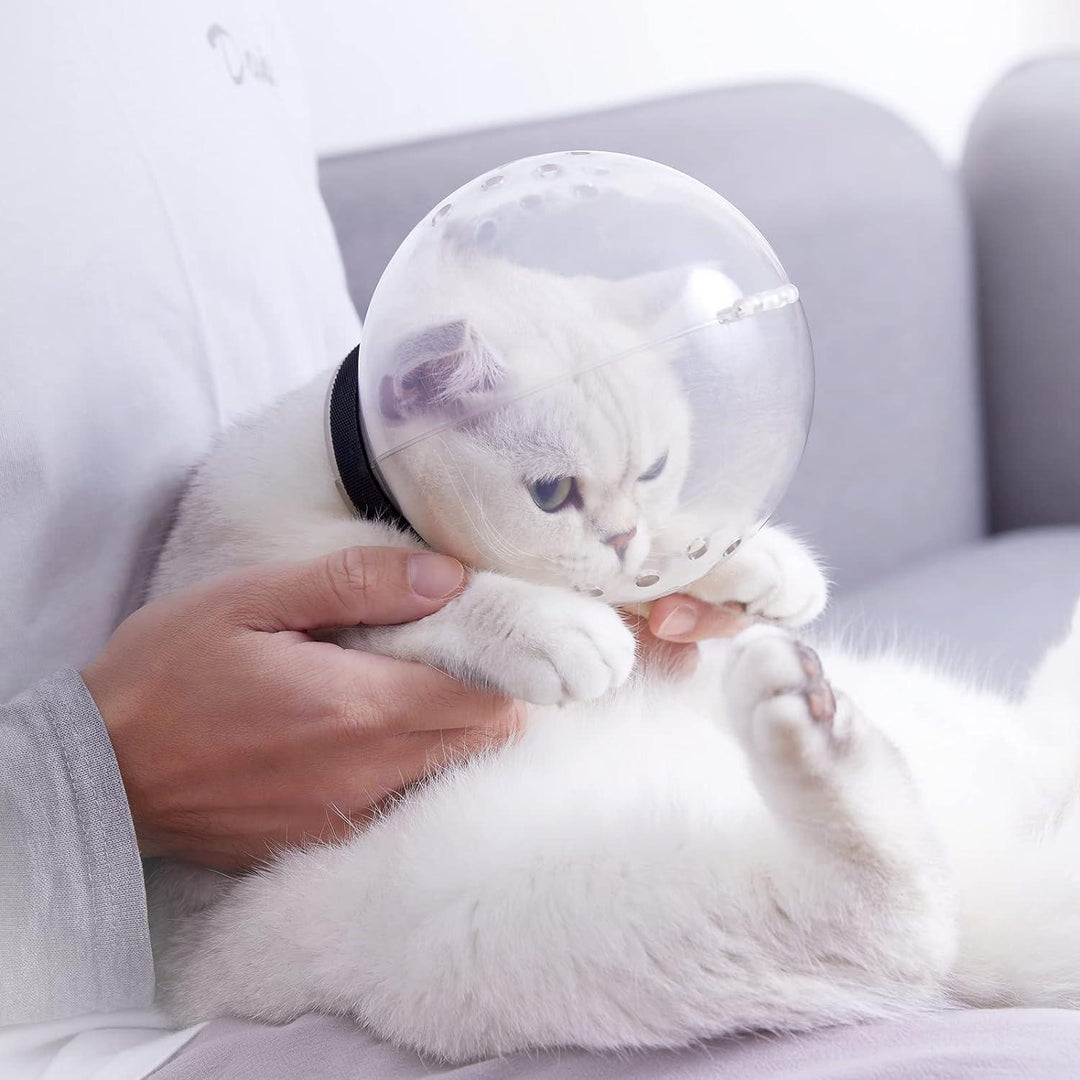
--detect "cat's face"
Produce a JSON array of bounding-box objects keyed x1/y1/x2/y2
[
  {"x1": 436, "y1": 352, "x2": 690, "y2": 589},
  {"x1": 377, "y1": 264, "x2": 694, "y2": 592}
]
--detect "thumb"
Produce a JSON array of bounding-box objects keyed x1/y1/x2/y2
[{"x1": 229, "y1": 546, "x2": 466, "y2": 632}]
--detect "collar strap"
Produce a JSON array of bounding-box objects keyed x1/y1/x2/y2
[{"x1": 327, "y1": 346, "x2": 415, "y2": 535}]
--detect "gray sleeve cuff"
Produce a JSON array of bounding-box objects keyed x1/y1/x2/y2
[{"x1": 1, "y1": 668, "x2": 154, "y2": 1023}]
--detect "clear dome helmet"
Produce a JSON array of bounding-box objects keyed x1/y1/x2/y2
[{"x1": 339, "y1": 151, "x2": 813, "y2": 605}]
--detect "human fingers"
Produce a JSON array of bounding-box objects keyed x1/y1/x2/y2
[
  {"x1": 223, "y1": 546, "x2": 466, "y2": 632},
  {"x1": 647, "y1": 596, "x2": 752, "y2": 642},
  {"x1": 330, "y1": 651, "x2": 525, "y2": 737}
]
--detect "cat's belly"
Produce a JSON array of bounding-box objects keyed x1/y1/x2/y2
[
  {"x1": 419, "y1": 671, "x2": 764, "y2": 861},
  {"x1": 442, "y1": 640, "x2": 1033, "y2": 857},
  {"x1": 175, "y1": 646, "x2": 953, "y2": 1051}
]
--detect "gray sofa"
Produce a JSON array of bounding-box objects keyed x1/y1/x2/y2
[
  {"x1": 156, "y1": 58, "x2": 1080, "y2": 1079},
  {"x1": 320, "y1": 56, "x2": 1080, "y2": 692}
]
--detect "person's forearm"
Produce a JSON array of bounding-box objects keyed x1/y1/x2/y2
[{"x1": 0, "y1": 669, "x2": 153, "y2": 1023}]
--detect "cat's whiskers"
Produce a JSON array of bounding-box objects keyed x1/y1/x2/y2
[{"x1": 432, "y1": 439, "x2": 550, "y2": 571}]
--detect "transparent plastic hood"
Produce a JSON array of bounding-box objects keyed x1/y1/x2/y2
[{"x1": 356, "y1": 151, "x2": 813, "y2": 604}]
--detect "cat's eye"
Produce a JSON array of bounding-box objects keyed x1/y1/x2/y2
[
  {"x1": 638, "y1": 451, "x2": 668, "y2": 482},
  {"x1": 528, "y1": 475, "x2": 576, "y2": 513}
]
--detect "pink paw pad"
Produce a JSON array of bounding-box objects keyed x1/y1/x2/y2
[{"x1": 794, "y1": 642, "x2": 836, "y2": 724}]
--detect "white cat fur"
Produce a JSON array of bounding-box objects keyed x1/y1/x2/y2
[{"x1": 149, "y1": 262, "x2": 1080, "y2": 1062}]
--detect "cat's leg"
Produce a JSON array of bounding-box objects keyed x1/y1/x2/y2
[
  {"x1": 947, "y1": 804, "x2": 1080, "y2": 1010},
  {"x1": 146, "y1": 858, "x2": 237, "y2": 972},
  {"x1": 946, "y1": 595, "x2": 1080, "y2": 1008},
  {"x1": 337, "y1": 571, "x2": 636, "y2": 706},
  {"x1": 721, "y1": 624, "x2": 954, "y2": 984},
  {"x1": 723, "y1": 625, "x2": 944, "y2": 870},
  {"x1": 1018, "y1": 595, "x2": 1080, "y2": 772},
  {"x1": 684, "y1": 525, "x2": 828, "y2": 627}
]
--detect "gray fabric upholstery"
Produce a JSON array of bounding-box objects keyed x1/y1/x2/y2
[
  {"x1": 824, "y1": 525, "x2": 1080, "y2": 693},
  {"x1": 320, "y1": 83, "x2": 984, "y2": 591},
  {"x1": 153, "y1": 1008, "x2": 1080, "y2": 1079},
  {"x1": 964, "y1": 55, "x2": 1080, "y2": 533}
]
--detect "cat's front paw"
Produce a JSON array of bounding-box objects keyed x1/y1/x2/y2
[
  {"x1": 686, "y1": 526, "x2": 827, "y2": 627},
  {"x1": 359, "y1": 574, "x2": 638, "y2": 707},
  {"x1": 473, "y1": 586, "x2": 636, "y2": 705}
]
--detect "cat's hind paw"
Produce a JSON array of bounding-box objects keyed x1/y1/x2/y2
[{"x1": 723, "y1": 624, "x2": 856, "y2": 774}]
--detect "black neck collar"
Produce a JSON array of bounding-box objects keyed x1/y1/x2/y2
[{"x1": 327, "y1": 347, "x2": 415, "y2": 535}]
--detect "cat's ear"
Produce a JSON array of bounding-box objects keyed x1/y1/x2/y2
[{"x1": 379, "y1": 320, "x2": 504, "y2": 421}]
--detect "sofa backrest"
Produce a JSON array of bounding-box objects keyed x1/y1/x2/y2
[
  {"x1": 964, "y1": 56, "x2": 1080, "y2": 534},
  {"x1": 319, "y1": 82, "x2": 984, "y2": 590}
]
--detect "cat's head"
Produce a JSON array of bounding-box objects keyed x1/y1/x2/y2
[{"x1": 375, "y1": 263, "x2": 696, "y2": 592}]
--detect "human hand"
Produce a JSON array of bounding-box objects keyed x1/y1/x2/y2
[
  {"x1": 83, "y1": 547, "x2": 522, "y2": 872},
  {"x1": 629, "y1": 596, "x2": 752, "y2": 675},
  {"x1": 648, "y1": 595, "x2": 751, "y2": 643}
]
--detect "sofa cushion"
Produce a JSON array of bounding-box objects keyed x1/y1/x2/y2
[
  {"x1": 153, "y1": 1008, "x2": 1080, "y2": 1079},
  {"x1": 320, "y1": 82, "x2": 983, "y2": 592},
  {"x1": 825, "y1": 525, "x2": 1080, "y2": 692}
]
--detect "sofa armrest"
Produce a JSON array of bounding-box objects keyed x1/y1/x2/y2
[{"x1": 964, "y1": 56, "x2": 1080, "y2": 531}]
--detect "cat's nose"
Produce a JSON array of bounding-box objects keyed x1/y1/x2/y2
[{"x1": 603, "y1": 527, "x2": 637, "y2": 561}]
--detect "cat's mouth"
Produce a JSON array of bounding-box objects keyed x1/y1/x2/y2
[{"x1": 556, "y1": 530, "x2": 653, "y2": 591}]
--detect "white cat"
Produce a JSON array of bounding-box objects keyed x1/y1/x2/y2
[{"x1": 150, "y1": 258, "x2": 1080, "y2": 1063}]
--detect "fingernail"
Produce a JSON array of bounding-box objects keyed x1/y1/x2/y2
[
  {"x1": 657, "y1": 603, "x2": 699, "y2": 639},
  {"x1": 408, "y1": 553, "x2": 465, "y2": 599}
]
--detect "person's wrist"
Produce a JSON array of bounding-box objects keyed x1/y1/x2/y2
[{"x1": 81, "y1": 656, "x2": 164, "y2": 857}]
